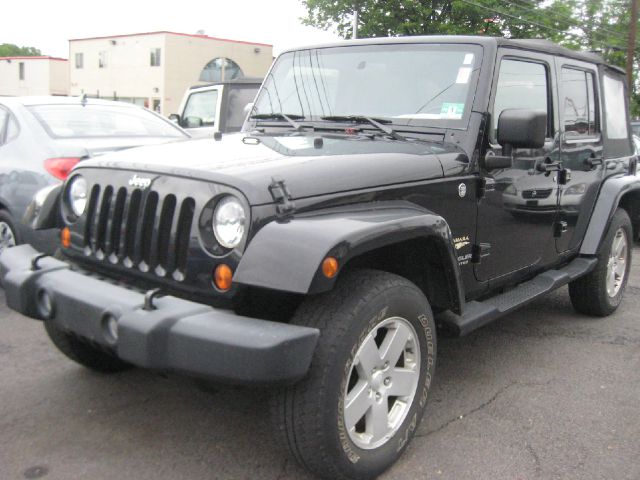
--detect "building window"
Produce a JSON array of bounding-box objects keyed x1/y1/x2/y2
[
  {"x1": 150, "y1": 48, "x2": 161, "y2": 67},
  {"x1": 75, "y1": 53, "x2": 84, "y2": 69},
  {"x1": 99, "y1": 51, "x2": 107, "y2": 68},
  {"x1": 18, "y1": 62, "x2": 25, "y2": 80},
  {"x1": 199, "y1": 57, "x2": 243, "y2": 83}
]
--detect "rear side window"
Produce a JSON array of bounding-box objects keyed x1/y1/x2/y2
[
  {"x1": 561, "y1": 68, "x2": 598, "y2": 137},
  {"x1": 493, "y1": 59, "x2": 550, "y2": 139},
  {"x1": 225, "y1": 86, "x2": 259, "y2": 131},
  {"x1": 602, "y1": 74, "x2": 628, "y2": 139}
]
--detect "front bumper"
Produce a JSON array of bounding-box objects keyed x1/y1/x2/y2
[{"x1": 1, "y1": 245, "x2": 319, "y2": 385}]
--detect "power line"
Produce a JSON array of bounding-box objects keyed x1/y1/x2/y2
[
  {"x1": 506, "y1": 0, "x2": 632, "y2": 44},
  {"x1": 458, "y1": 0, "x2": 631, "y2": 51}
]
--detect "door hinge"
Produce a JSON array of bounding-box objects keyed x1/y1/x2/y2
[
  {"x1": 269, "y1": 177, "x2": 295, "y2": 220},
  {"x1": 476, "y1": 177, "x2": 495, "y2": 199},
  {"x1": 554, "y1": 221, "x2": 568, "y2": 238},
  {"x1": 472, "y1": 243, "x2": 491, "y2": 263}
]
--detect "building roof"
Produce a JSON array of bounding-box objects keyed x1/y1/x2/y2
[
  {"x1": 68, "y1": 31, "x2": 272, "y2": 48},
  {"x1": 0, "y1": 56, "x2": 68, "y2": 62}
]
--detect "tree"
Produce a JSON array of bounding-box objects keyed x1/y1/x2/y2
[
  {"x1": 0, "y1": 43, "x2": 42, "y2": 57},
  {"x1": 301, "y1": 0, "x2": 579, "y2": 41},
  {"x1": 301, "y1": 0, "x2": 640, "y2": 115}
]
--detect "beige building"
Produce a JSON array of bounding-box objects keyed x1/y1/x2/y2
[
  {"x1": 68, "y1": 31, "x2": 273, "y2": 115},
  {"x1": 0, "y1": 56, "x2": 69, "y2": 96}
]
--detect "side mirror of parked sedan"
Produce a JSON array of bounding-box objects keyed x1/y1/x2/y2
[{"x1": 168, "y1": 113, "x2": 181, "y2": 125}]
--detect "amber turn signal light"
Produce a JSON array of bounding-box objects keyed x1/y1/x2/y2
[
  {"x1": 61, "y1": 227, "x2": 71, "y2": 248},
  {"x1": 213, "y1": 264, "x2": 233, "y2": 291},
  {"x1": 322, "y1": 256, "x2": 339, "y2": 278}
]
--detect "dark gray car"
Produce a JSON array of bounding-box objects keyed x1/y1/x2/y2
[{"x1": 0, "y1": 96, "x2": 189, "y2": 253}]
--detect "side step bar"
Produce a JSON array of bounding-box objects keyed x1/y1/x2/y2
[{"x1": 438, "y1": 257, "x2": 597, "y2": 336}]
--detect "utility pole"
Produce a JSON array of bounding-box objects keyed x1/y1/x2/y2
[
  {"x1": 627, "y1": 0, "x2": 638, "y2": 94},
  {"x1": 352, "y1": 5, "x2": 359, "y2": 39}
]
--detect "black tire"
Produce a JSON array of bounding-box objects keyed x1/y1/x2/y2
[
  {"x1": 0, "y1": 209, "x2": 20, "y2": 254},
  {"x1": 271, "y1": 269, "x2": 436, "y2": 480},
  {"x1": 569, "y1": 208, "x2": 633, "y2": 316},
  {"x1": 44, "y1": 320, "x2": 132, "y2": 373}
]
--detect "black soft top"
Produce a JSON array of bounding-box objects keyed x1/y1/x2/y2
[{"x1": 284, "y1": 35, "x2": 624, "y2": 74}]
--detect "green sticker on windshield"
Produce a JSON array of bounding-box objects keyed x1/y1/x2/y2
[{"x1": 441, "y1": 103, "x2": 464, "y2": 119}]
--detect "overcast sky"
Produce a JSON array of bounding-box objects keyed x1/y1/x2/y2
[{"x1": 1, "y1": 0, "x2": 342, "y2": 58}]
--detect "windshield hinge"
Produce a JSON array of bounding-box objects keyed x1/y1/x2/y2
[{"x1": 269, "y1": 177, "x2": 296, "y2": 220}]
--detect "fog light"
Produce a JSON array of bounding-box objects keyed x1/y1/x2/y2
[
  {"x1": 213, "y1": 264, "x2": 233, "y2": 291},
  {"x1": 102, "y1": 314, "x2": 118, "y2": 344},
  {"x1": 37, "y1": 289, "x2": 54, "y2": 319},
  {"x1": 61, "y1": 227, "x2": 71, "y2": 248}
]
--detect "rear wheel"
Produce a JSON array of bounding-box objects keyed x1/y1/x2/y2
[
  {"x1": 271, "y1": 270, "x2": 436, "y2": 480},
  {"x1": 44, "y1": 320, "x2": 132, "y2": 373},
  {"x1": 569, "y1": 208, "x2": 633, "y2": 316}
]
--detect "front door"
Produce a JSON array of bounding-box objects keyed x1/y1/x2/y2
[
  {"x1": 475, "y1": 53, "x2": 561, "y2": 282},
  {"x1": 555, "y1": 60, "x2": 605, "y2": 253}
]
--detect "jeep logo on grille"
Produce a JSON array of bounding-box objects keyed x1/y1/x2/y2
[{"x1": 129, "y1": 174, "x2": 152, "y2": 189}]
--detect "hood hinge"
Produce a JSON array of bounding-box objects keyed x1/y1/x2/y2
[{"x1": 269, "y1": 177, "x2": 296, "y2": 220}]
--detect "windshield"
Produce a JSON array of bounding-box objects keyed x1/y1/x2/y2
[
  {"x1": 28, "y1": 104, "x2": 187, "y2": 139},
  {"x1": 251, "y1": 43, "x2": 482, "y2": 128}
]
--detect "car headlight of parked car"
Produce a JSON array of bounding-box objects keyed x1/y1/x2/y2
[
  {"x1": 504, "y1": 184, "x2": 518, "y2": 196},
  {"x1": 213, "y1": 195, "x2": 247, "y2": 249},
  {"x1": 68, "y1": 175, "x2": 88, "y2": 216},
  {"x1": 564, "y1": 183, "x2": 586, "y2": 196}
]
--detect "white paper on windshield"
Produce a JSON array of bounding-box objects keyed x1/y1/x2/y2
[
  {"x1": 463, "y1": 53, "x2": 474, "y2": 65},
  {"x1": 456, "y1": 67, "x2": 472, "y2": 84}
]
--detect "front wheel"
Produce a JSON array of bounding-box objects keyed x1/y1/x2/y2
[
  {"x1": 271, "y1": 270, "x2": 436, "y2": 480},
  {"x1": 569, "y1": 208, "x2": 633, "y2": 316}
]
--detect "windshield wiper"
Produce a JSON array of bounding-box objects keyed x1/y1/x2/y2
[
  {"x1": 321, "y1": 115, "x2": 406, "y2": 141},
  {"x1": 250, "y1": 113, "x2": 306, "y2": 130}
]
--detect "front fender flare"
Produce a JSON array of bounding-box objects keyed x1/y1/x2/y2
[{"x1": 234, "y1": 203, "x2": 464, "y2": 313}]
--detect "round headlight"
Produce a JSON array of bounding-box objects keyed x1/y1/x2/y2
[
  {"x1": 68, "y1": 175, "x2": 87, "y2": 217},
  {"x1": 213, "y1": 196, "x2": 246, "y2": 249}
]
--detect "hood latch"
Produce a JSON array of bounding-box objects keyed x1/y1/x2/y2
[{"x1": 269, "y1": 177, "x2": 295, "y2": 220}]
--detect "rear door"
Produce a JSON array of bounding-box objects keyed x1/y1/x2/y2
[{"x1": 555, "y1": 59, "x2": 604, "y2": 253}]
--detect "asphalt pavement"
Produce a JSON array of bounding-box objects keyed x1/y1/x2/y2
[{"x1": 1, "y1": 249, "x2": 639, "y2": 480}]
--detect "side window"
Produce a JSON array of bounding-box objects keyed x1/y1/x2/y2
[
  {"x1": 493, "y1": 59, "x2": 550, "y2": 140},
  {"x1": 602, "y1": 74, "x2": 628, "y2": 140},
  {"x1": 561, "y1": 68, "x2": 598, "y2": 137},
  {"x1": 183, "y1": 90, "x2": 219, "y2": 127}
]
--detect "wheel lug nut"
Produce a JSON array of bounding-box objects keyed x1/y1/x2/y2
[
  {"x1": 384, "y1": 377, "x2": 391, "y2": 386},
  {"x1": 375, "y1": 392, "x2": 381, "y2": 400},
  {"x1": 383, "y1": 361, "x2": 389, "y2": 368}
]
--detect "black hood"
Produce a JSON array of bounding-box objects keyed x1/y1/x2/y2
[{"x1": 77, "y1": 133, "x2": 449, "y2": 205}]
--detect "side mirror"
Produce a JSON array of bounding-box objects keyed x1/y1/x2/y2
[
  {"x1": 497, "y1": 109, "x2": 547, "y2": 150},
  {"x1": 168, "y1": 113, "x2": 181, "y2": 125},
  {"x1": 184, "y1": 116, "x2": 204, "y2": 128}
]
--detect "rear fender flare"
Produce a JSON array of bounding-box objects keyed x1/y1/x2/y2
[{"x1": 581, "y1": 173, "x2": 640, "y2": 255}]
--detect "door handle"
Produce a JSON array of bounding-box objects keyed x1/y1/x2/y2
[
  {"x1": 584, "y1": 156, "x2": 603, "y2": 170},
  {"x1": 537, "y1": 160, "x2": 562, "y2": 172}
]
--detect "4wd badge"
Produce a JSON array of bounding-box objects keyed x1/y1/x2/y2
[{"x1": 458, "y1": 183, "x2": 467, "y2": 198}]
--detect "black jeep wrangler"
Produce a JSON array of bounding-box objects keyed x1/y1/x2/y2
[{"x1": 2, "y1": 36, "x2": 639, "y2": 480}]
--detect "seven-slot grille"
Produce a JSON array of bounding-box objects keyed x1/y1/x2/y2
[
  {"x1": 522, "y1": 188, "x2": 553, "y2": 199},
  {"x1": 82, "y1": 184, "x2": 195, "y2": 280}
]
